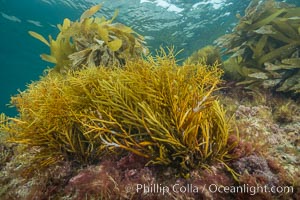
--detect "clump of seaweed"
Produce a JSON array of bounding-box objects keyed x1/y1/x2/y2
[
  {"x1": 214, "y1": 0, "x2": 300, "y2": 94},
  {"x1": 64, "y1": 151, "x2": 293, "y2": 200},
  {"x1": 233, "y1": 155, "x2": 279, "y2": 187},
  {"x1": 1, "y1": 47, "x2": 237, "y2": 174},
  {"x1": 0, "y1": 149, "x2": 74, "y2": 200},
  {"x1": 0, "y1": 113, "x2": 14, "y2": 169},
  {"x1": 272, "y1": 99, "x2": 300, "y2": 123},
  {"x1": 219, "y1": 87, "x2": 300, "y2": 195},
  {"x1": 63, "y1": 153, "x2": 236, "y2": 200},
  {"x1": 29, "y1": 4, "x2": 148, "y2": 74},
  {"x1": 232, "y1": 155, "x2": 287, "y2": 200},
  {"x1": 184, "y1": 45, "x2": 222, "y2": 66},
  {"x1": 65, "y1": 163, "x2": 120, "y2": 200}
]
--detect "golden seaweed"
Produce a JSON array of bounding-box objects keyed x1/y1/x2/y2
[
  {"x1": 272, "y1": 20, "x2": 299, "y2": 40},
  {"x1": 108, "y1": 39, "x2": 123, "y2": 51},
  {"x1": 184, "y1": 45, "x2": 222, "y2": 66},
  {"x1": 252, "y1": 35, "x2": 268, "y2": 59},
  {"x1": 80, "y1": 4, "x2": 102, "y2": 21},
  {"x1": 40, "y1": 54, "x2": 57, "y2": 63},
  {"x1": 258, "y1": 42, "x2": 299, "y2": 65},
  {"x1": 246, "y1": 9, "x2": 286, "y2": 30},
  {"x1": 28, "y1": 31, "x2": 50, "y2": 46},
  {"x1": 1, "y1": 50, "x2": 237, "y2": 174}
]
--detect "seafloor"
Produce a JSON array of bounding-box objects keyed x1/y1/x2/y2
[{"x1": 0, "y1": 87, "x2": 299, "y2": 200}]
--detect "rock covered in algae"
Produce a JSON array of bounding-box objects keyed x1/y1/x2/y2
[
  {"x1": 29, "y1": 4, "x2": 148, "y2": 74},
  {"x1": 1, "y1": 92, "x2": 299, "y2": 199},
  {"x1": 214, "y1": 0, "x2": 300, "y2": 94}
]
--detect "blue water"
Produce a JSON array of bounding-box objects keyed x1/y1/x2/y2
[{"x1": 0, "y1": 0, "x2": 299, "y2": 116}]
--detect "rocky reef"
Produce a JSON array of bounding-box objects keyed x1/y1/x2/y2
[{"x1": 1, "y1": 88, "x2": 299, "y2": 199}]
